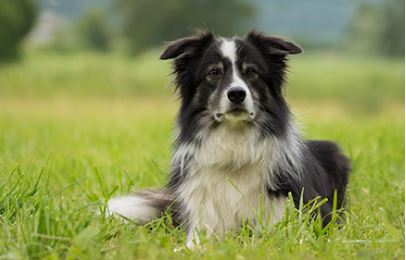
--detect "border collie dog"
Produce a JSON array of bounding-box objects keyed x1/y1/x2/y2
[{"x1": 107, "y1": 31, "x2": 350, "y2": 249}]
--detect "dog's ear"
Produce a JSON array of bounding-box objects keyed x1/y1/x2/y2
[
  {"x1": 246, "y1": 31, "x2": 302, "y2": 55},
  {"x1": 160, "y1": 32, "x2": 214, "y2": 60}
]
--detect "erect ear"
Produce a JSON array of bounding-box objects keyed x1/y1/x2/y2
[
  {"x1": 246, "y1": 31, "x2": 303, "y2": 55},
  {"x1": 160, "y1": 32, "x2": 214, "y2": 60}
]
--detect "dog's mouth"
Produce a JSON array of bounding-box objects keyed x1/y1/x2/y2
[
  {"x1": 214, "y1": 107, "x2": 255, "y2": 122},
  {"x1": 228, "y1": 107, "x2": 247, "y2": 116}
]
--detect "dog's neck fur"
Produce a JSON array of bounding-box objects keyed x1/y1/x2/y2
[{"x1": 172, "y1": 115, "x2": 304, "y2": 188}]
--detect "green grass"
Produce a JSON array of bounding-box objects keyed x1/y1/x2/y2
[{"x1": 0, "y1": 52, "x2": 404, "y2": 259}]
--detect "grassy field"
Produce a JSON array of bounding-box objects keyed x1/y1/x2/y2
[{"x1": 0, "y1": 52, "x2": 404, "y2": 259}]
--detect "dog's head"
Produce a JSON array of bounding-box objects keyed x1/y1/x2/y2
[{"x1": 161, "y1": 31, "x2": 302, "y2": 141}]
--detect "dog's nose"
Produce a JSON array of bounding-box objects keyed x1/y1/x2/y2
[{"x1": 227, "y1": 87, "x2": 246, "y2": 104}]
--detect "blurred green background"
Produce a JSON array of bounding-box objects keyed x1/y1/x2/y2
[
  {"x1": 0, "y1": 0, "x2": 404, "y2": 110},
  {"x1": 0, "y1": 0, "x2": 404, "y2": 107},
  {"x1": 0, "y1": 0, "x2": 404, "y2": 258}
]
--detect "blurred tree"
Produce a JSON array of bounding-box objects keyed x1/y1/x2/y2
[
  {"x1": 77, "y1": 10, "x2": 111, "y2": 52},
  {"x1": 0, "y1": 0, "x2": 37, "y2": 61},
  {"x1": 347, "y1": 0, "x2": 404, "y2": 57},
  {"x1": 378, "y1": 0, "x2": 405, "y2": 57},
  {"x1": 116, "y1": 0, "x2": 255, "y2": 55}
]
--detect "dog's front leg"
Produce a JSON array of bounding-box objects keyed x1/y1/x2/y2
[
  {"x1": 171, "y1": 224, "x2": 202, "y2": 252},
  {"x1": 186, "y1": 227, "x2": 201, "y2": 250},
  {"x1": 185, "y1": 219, "x2": 217, "y2": 250}
]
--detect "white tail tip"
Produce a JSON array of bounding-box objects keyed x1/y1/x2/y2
[{"x1": 107, "y1": 195, "x2": 159, "y2": 224}]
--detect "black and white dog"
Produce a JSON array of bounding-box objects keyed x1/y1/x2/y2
[{"x1": 107, "y1": 31, "x2": 350, "y2": 249}]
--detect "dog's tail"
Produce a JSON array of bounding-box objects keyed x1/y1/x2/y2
[{"x1": 107, "y1": 189, "x2": 173, "y2": 224}]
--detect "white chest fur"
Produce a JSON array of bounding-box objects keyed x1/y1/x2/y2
[
  {"x1": 174, "y1": 125, "x2": 288, "y2": 236},
  {"x1": 178, "y1": 166, "x2": 286, "y2": 235}
]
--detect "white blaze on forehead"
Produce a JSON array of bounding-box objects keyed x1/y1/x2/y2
[
  {"x1": 220, "y1": 38, "x2": 242, "y2": 87},
  {"x1": 219, "y1": 38, "x2": 246, "y2": 88},
  {"x1": 220, "y1": 39, "x2": 237, "y2": 63}
]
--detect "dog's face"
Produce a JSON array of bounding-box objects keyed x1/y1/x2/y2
[{"x1": 161, "y1": 32, "x2": 302, "y2": 141}]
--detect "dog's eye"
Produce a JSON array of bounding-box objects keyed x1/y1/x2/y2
[
  {"x1": 208, "y1": 69, "x2": 221, "y2": 76},
  {"x1": 207, "y1": 69, "x2": 222, "y2": 80},
  {"x1": 245, "y1": 68, "x2": 258, "y2": 77}
]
